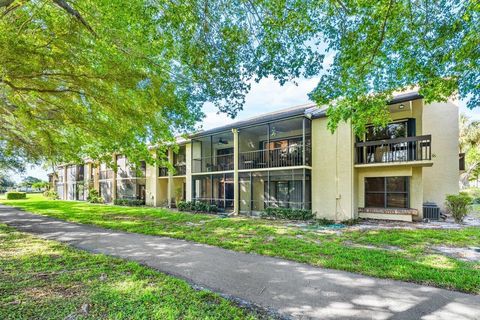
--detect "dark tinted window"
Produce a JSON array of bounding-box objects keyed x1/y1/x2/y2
[
  {"x1": 365, "y1": 176, "x2": 409, "y2": 208},
  {"x1": 366, "y1": 122, "x2": 407, "y2": 141}
]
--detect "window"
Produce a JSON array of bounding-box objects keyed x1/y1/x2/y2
[
  {"x1": 365, "y1": 177, "x2": 409, "y2": 208},
  {"x1": 365, "y1": 121, "x2": 407, "y2": 141}
]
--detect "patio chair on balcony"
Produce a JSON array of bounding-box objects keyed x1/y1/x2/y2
[{"x1": 374, "y1": 145, "x2": 389, "y2": 163}]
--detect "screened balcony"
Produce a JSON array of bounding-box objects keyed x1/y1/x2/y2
[
  {"x1": 65, "y1": 164, "x2": 85, "y2": 182},
  {"x1": 115, "y1": 156, "x2": 146, "y2": 202},
  {"x1": 98, "y1": 162, "x2": 113, "y2": 202},
  {"x1": 159, "y1": 146, "x2": 187, "y2": 176},
  {"x1": 192, "y1": 173, "x2": 234, "y2": 209},
  {"x1": 239, "y1": 169, "x2": 311, "y2": 213},
  {"x1": 65, "y1": 164, "x2": 86, "y2": 201},
  {"x1": 192, "y1": 132, "x2": 234, "y2": 173},
  {"x1": 116, "y1": 156, "x2": 146, "y2": 179},
  {"x1": 238, "y1": 117, "x2": 311, "y2": 170},
  {"x1": 173, "y1": 145, "x2": 187, "y2": 176},
  {"x1": 116, "y1": 179, "x2": 146, "y2": 202}
]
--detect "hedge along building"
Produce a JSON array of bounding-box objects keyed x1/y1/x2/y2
[{"x1": 53, "y1": 91, "x2": 461, "y2": 222}]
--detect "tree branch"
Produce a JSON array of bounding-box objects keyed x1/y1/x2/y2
[
  {"x1": 1, "y1": 79, "x2": 82, "y2": 94},
  {"x1": 359, "y1": 0, "x2": 395, "y2": 74},
  {"x1": 0, "y1": 0, "x2": 20, "y2": 18},
  {"x1": 0, "y1": 0, "x2": 15, "y2": 7},
  {"x1": 52, "y1": 0, "x2": 96, "y2": 36}
]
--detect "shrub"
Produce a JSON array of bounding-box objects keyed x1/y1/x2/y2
[
  {"x1": 445, "y1": 193, "x2": 472, "y2": 223},
  {"x1": 5, "y1": 192, "x2": 26, "y2": 200},
  {"x1": 87, "y1": 188, "x2": 103, "y2": 204},
  {"x1": 261, "y1": 207, "x2": 314, "y2": 220},
  {"x1": 43, "y1": 189, "x2": 59, "y2": 200},
  {"x1": 316, "y1": 218, "x2": 335, "y2": 225},
  {"x1": 177, "y1": 201, "x2": 193, "y2": 211},
  {"x1": 114, "y1": 199, "x2": 145, "y2": 206},
  {"x1": 177, "y1": 201, "x2": 218, "y2": 213},
  {"x1": 193, "y1": 201, "x2": 209, "y2": 213},
  {"x1": 462, "y1": 187, "x2": 480, "y2": 199},
  {"x1": 207, "y1": 204, "x2": 218, "y2": 213}
]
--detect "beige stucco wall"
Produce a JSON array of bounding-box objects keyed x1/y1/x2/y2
[
  {"x1": 422, "y1": 100, "x2": 459, "y2": 211},
  {"x1": 145, "y1": 163, "x2": 159, "y2": 206},
  {"x1": 172, "y1": 177, "x2": 186, "y2": 204},
  {"x1": 185, "y1": 143, "x2": 192, "y2": 201},
  {"x1": 311, "y1": 119, "x2": 356, "y2": 221},
  {"x1": 388, "y1": 99, "x2": 423, "y2": 135},
  {"x1": 239, "y1": 178, "x2": 251, "y2": 212},
  {"x1": 157, "y1": 178, "x2": 169, "y2": 206}
]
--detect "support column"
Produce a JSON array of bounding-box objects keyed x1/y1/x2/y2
[
  {"x1": 185, "y1": 143, "x2": 192, "y2": 201},
  {"x1": 233, "y1": 128, "x2": 239, "y2": 215},
  {"x1": 85, "y1": 163, "x2": 91, "y2": 199},
  {"x1": 63, "y1": 166, "x2": 67, "y2": 200},
  {"x1": 112, "y1": 154, "x2": 117, "y2": 203},
  {"x1": 93, "y1": 163, "x2": 100, "y2": 192},
  {"x1": 146, "y1": 151, "x2": 160, "y2": 207},
  {"x1": 167, "y1": 148, "x2": 174, "y2": 208}
]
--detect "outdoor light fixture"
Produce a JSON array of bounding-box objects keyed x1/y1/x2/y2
[{"x1": 399, "y1": 104, "x2": 405, "y2": 109}]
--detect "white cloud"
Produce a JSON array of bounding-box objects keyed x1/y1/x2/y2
[
  {"x1": 459, "y1": 100, "x2": 480, "y2": 121},
  {"x1": 200, "y1": 108, "x2": 237, "y2": 131},
  {"x1": 9, "y1": 165, "x2": 48, "y2": 183},
  {"x1": 201, "y1": 76, "x2": 319, "y2": 130}
]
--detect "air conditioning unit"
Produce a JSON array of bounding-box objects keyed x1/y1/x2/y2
[{"x1": 423, "y1": 202, "x2": 440, "y2": 220}]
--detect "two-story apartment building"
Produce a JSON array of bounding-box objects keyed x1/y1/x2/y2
[{"x1": 52, "y1": 91, "x2": 460, "y2": 222}]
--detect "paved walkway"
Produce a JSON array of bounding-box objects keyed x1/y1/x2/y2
[{"x1": 1, "y1": 205, "x2": 479, "y2": 320}]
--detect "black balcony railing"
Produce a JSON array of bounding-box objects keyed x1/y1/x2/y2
[
  {"x1": 159, "y1": 164, "x2": 186, "y2": 176},
  {"x1": 239, "y1": 145, "x2": 311, "y2": 170},
  {"x1": 174, "y1": 164, "x2": 186, "y2": 176},
  {"x1": 159, "y1": 167, "x2": 168, "y2": 177},
  {"x1": 355, "y1": 135, "x2": 431, "y2": 164},
  {"x1": 193, "y1": 154, "x2": 234, "y2": 173}
]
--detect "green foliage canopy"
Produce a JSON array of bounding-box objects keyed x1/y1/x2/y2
[
  {"x1": 0, "y1": 175, "x2": 15, "y2": 192},
  {"x1": 20, "y1": 176, "x2": 43, "y2": 188},
  {"x1": 1, "y1": 0, "x2": 478, "y2": 166},
  {"x1": 459, "y1": 114, "x2": 480, "y2": 186},
  {"x1": 0, "y1": 0, "x2": 320, "y2": 167}
]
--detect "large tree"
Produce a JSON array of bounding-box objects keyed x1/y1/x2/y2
[
  {"x1": 0, "y1": 0, "x2": 320, "y2": 168},
  {"x1": 1, "y1": 0, "x2": 478, "y2": 166},
  {"x1": 459, "y1": 114, "x2": 480, "y2": 187},
  {"x1": 0, "y1": 175, "x2": 15, "y2": 192},
  {"x1": 20, "y1": 176, "x2": 43, "y2": 188}
]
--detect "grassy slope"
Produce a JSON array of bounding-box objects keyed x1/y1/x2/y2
[
  {"x1": 1, "y1": 195, "x2": 479, "y2": 294},
  {"x1": 0, "y1": 223, "x2": 262, "y2": 320}
]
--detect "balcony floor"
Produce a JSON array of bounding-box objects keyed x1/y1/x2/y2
[{"x1": 354, "y1": 160, "x2": 433, "y2": 168}]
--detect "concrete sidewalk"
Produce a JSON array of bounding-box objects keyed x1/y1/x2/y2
[{"x1": 0, "y1": 204, "x2": 479, "y2": 320}]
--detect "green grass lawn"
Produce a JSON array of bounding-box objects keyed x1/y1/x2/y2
[
  {"x1": 1, "y1": 194, "x2": 480, "y2": 294},
  {"x1": 0, "y1": 223, "x2": 263, "y2": 320}
]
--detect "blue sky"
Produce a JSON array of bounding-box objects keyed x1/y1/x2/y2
[{"x1": 10, "y1": 77, "x2": 478, "y2": 183}]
